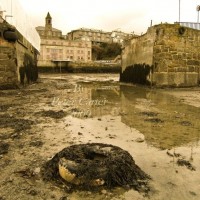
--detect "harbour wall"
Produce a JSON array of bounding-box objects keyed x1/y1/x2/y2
[
  {"x1": 121, "y1": 23, "x2": 200, "y2": 87},
  {"x1": 0, "y1": 21, "x2": 38, "y2": 89}
]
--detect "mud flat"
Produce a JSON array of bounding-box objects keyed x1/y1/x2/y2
[
  {"x1": 161, "y1": 87, "x2": 200, "y2": 108},
  {"x1": 0, "y1": 73, "x2": 200, "y2": 200}
]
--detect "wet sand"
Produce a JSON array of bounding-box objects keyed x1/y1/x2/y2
[{"x1": 0, "y1": 73, "x2": 200, "y2": 200}]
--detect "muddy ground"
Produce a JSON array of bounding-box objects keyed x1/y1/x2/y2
[{"x1": 0, "y1": 73, "x2": 200, "y2": 200}]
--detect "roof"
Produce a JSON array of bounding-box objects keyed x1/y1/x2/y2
[
  {"x1": 70, "y1": 28, "x2": 111, "y2": 34},
  {"x1": 36, "y1": 26, "x2": 62, "y2": 32},
  {"x1": 46, "y1": 12, "x2": 52, "y2": 19}
]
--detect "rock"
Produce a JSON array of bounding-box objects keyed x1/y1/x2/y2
[
  {"x1": 179, "y1": 121, "x2": 192, "y2": 126},
  {"x1": 135, "y1": 138, "x2": 144, "y2": 143},
  {"x1": 101, "y1": 189, "x2": 107, "y2": 194},
  {"x1": 59, "y1": 196, "x2": 68, "y2": 200},
  {"x1": 0, "y1": 142, "x2": 9, "y2": 155},
  {"x1": 28, "y1": 189, "x2": 38, "y2": 196},
  {"x1": 34, "y1": 167, "x2": 41, "y2": 174},
  {"x1": 29, "y1": 141, "x2": 44, "y2": 147},
  {"x1": 177, "y1": 159, "x2": 195, "y2": 171}
]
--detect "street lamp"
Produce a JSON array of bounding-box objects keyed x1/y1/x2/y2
[{"x1": 197, "y1": 5, "x2": 200, "y2": 23}]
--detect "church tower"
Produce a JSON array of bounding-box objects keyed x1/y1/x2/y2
[{"x1": 45, "y1": 12, "x2": 52, "y2": 30}]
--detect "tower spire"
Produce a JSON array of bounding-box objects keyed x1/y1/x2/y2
[{"x1": 45, "y1": 12, "x2": 52, "y2": 30}]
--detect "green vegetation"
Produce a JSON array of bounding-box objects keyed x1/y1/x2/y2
[{"x1": 92, "y1": 42, "x2": 122, "y2": 60}]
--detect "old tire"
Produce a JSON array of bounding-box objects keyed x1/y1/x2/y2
[{"x1": 42, "y1": 143, "x2": 150, "y2": 191}]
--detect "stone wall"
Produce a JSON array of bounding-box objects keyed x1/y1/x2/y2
[
  {"x1": 121, "y1": 28, "x2": 155, "y2": 71},
  {"x1": 0, "y1": 22, "x2": 38, "y2": 89},
  {"x1": 153, "y1": 24, "x2": 200, "y2": 86},
  {"x1": 0, "y1": 37, "x2": 18, "y2": 89},
  {"x1": 121, "y1": 23, "x2": 200, "y2": 87}
]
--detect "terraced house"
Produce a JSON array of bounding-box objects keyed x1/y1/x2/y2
[{"x1": 67, "y1": 28, "x2": 134, "y2": 45}]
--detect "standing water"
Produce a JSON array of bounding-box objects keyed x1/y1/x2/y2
[{"x1": 41, "y1": 73, "x2": 200, "y2": 200}]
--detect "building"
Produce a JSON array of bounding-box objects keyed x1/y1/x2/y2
[
  {"x1": 121, "y1": 23, "x2": 200, "y2": 87},
  {"x1": 67, "y1": 28, "x2": 112, "y2": 44},
  {"x1": 67, "y1": 28, "x2": 134, "y2": 45},
  {"x1": 111, "y1": 30, "x2": 134, "y2": 43},
  {"x1": 36, "y1": 13, "x2": 92, "y2": 69}
]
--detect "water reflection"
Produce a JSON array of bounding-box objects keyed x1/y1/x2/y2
[
  {"x1": 78, "y1": 82, "x2": 200, "y2": 149},
  {"x1": 120, "y1": 85, "x2": 200, "y2": 149}
]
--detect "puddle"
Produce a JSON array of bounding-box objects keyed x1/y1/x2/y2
[{"x1": 47, "y1": 74, "x2": 200, "y2": 200}]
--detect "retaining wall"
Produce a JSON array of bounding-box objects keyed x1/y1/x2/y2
[{"x1": 121, "y1": 23, "x2": 200, "y2": 87}]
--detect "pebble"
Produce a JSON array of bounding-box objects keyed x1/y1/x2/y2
[
  {"x1": 87, "y1": 191, "x2": 92, "y2": 195},
  {"x1": 135, "y1": 138, "x2": 144, "y2": 143},
  {"x1": 34, "y1": 167, "x2": 40, "y2": 174},
  {"x1": 101, "y1": 189, "x2": 107, "y2": 194},
  {"x1": 28, "y1": 189, "x2": 38, "y2": 196}
]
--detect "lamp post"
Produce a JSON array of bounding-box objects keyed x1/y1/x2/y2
[{"x1": 197, "y1": 5, "x2": 200, "y2": 23}]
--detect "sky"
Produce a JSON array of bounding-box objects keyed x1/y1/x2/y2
[{"x1": 8, "y1": 0, "x2": 200, "y2": 35}]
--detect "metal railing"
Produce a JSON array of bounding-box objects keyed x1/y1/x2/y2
[{"x1": 179, "y1": 22, "x2": 200, "y2": 30}]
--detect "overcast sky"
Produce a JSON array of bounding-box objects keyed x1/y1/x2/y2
[{"x1": 15, "y1": 0, "x2": 200, "y2": 34}]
